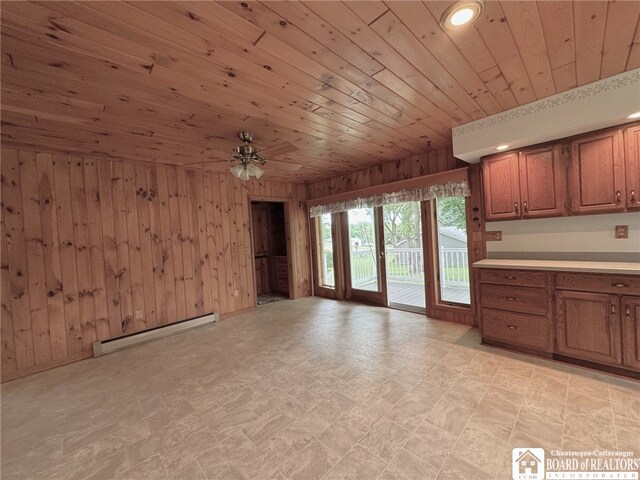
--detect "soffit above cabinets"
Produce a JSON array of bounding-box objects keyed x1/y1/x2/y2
[
  {"x1": 452, "y1": 69, "x2": 640, "y2": 163},
  {"x1": 1, "y1": 1, "x2": 639, "y2": 181}
]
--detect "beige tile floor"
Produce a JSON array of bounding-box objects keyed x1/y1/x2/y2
[{"x1": 2, "y1": 297, "x2": 639, "y2": 480}]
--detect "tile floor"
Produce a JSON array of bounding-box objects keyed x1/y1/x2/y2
[{"x1": 1, "y1": 297, "x2": 639, "y2": 480}]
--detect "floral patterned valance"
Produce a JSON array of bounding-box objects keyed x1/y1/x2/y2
[{"x1": 309, "y1": 178, "x2": 470, "y2": 218}]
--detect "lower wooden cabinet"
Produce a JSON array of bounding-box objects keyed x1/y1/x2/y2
[
  {"x1": 622, "y1": 296, "x2": 640, "y2": 370},
  {"x1": 477, "y1": 267, "x2": 639, "y2": 376},
  {"x1": 555, "y1": 290, "x2": 622, "y2": 366}
]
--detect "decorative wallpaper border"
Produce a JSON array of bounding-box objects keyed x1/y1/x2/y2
[{"x1": 453, "y1": 69, "x2": 640, "y2": 137}]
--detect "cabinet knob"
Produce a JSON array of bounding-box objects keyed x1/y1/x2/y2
[
  {"x1": 626, "y1": 306, "x2": 631, "y2": 316},
  {"x1": 523, "y1": 201, "x2": 528, "y2": 213},
  {"x1": 611, "y1": 303, "x2": 616, "y2": 314},
  {"x1": 611, "y1": 283, "x2": 628, "y2": 288},
  {"x1": 616, "y1": 191, "x2": 622, "y2": 204},
  {"x1": 631, "y1": 190, "x2": 637, "y2": 204},
  {"x1": 506, "y1": 325, "x2": 518, "y2": 330},
  {"x1": 514, "y1": 202, "x2": 519, "y2": 215},
  {"x1": 505, "y1": 296, "x2": 518, "y2": 301}
]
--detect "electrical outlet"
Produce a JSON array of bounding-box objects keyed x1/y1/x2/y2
[
  {"x1": 135, "y1": 310, "x2": 143, "y2": 320},
  {"x1": 234, "y1": 289, "x2": 239, "y2": 297},
  {"x1": 485, "y1": 231, "x2": 502, "y2": 241},
  {"x1": 615, "y1": 225, "x2": 629, "y2": 239}
]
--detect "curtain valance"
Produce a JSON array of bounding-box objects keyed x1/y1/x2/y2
[{"x1": 308, "y1": 168, "x2": 470, "y2": 218}]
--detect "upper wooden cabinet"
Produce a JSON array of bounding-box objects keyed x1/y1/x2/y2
[
  {"x1": 482, "y1": 152, "x2": 520, "y2": 220},
  {"x1": 483, "y1": 144, "x2": 566, "y2": 221},
  {"x1": 624, "y1": 124, "x2": 640, "y2": 211},
  {"x1": 569, "y1": 128, "x2": 626, "y2": 214},
  {"x1": 518, "y1": 144, "x2": 566, "y2": 218}
]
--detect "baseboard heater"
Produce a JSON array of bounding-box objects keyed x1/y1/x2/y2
[{"x1": 92, "y1": 312, "x2": 218, "y2": 357}]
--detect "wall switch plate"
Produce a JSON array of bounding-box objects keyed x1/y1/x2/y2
[
  {"x1": 615, "y1": 225, "x2": 629, "y2": 239},
  {"x1": 485, "y1": 231, "x2": 502, "y2": 241}
]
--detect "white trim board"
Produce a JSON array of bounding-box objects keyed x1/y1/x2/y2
[{"x1": 453, "y1": 69, "x2": 640, "y2": 163}]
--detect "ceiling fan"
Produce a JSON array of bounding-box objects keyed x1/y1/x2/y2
[{"x1": 230, "y1": 131, "x2": 267, "y2": 180}]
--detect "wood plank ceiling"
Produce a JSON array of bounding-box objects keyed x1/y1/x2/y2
[{"x1": 1, "y1": 1, "x2": 639, "y2": 182}]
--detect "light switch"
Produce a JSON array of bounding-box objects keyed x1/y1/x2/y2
[{"x1": 615, "y1": 225, "x2": 628, "y2": 239}]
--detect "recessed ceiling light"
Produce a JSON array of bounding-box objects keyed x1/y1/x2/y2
[
  {"x1": 627, "y1": 111, "x2": 640, "y2": 119},
  {"x1": 440, "y1": 0, "x2": 484, "y2": 31},
  {"x1": 496, "y1": 144, "x2": 509, "y2": 151}
]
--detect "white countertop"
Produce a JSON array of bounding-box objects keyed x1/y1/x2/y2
[{"x1": 473, "y1": 259, "x2": 640, "y2": 275}]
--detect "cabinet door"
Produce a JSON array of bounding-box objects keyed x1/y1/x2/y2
[
  {"x1": 482, "y1": 152, "x2": 521, "y2": 220},
  {"x1": 622, "y1": 296, "x2": 640, "y2": 371},
  {"x1": 569, "y1": 129, "x2": 626, "y2": 214},
  {"x1": 519, "y1": 144, "x2": 566, "y2": 218},
  {"x1": 624, "y1": 124, "x2": 640, "y2": 210},
  {"x1": 251, "y1": 206, "x2": 269, "y2": 255},
  {"x1": 556, "y1": 291, "x2": 621, "y2": 365}
]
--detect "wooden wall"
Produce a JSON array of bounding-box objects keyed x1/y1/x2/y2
[
  {"x1": 307, "y1": 145, "x2": 486, "y2": 326},
  {"x1": 0, "y1": 146, "x2": 311, "y2": 381},
  {"x1": 307, "y1": 146, "x2": 464, "y2": 199}
]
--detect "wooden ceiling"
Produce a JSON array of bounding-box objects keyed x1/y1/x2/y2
[{"x1": 1, "y1": 1, "x2": 639, "y2": 182}]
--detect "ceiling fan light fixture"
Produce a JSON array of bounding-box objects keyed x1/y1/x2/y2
[
  {"x1": 230, "y1": 131, "x2": 268, "y2": 180},
  {"x1": 440, "y1": 0, "x2": 484, "y2": 30}
]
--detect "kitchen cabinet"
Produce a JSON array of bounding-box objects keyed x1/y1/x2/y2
[
  {"x1": 622, "y1": 296, "x2": 640, "y2": 370},
  {"x1": 252, "y1": 205, "x2": 270, "y2": 256},
  {"x1": 569, "y1": 128, "x2": 626, "y2": 214},
  {"x1": 269, "y1": 256, "x2": 289, "y2": 294},
  {"x1": 478, "y1": 269, "x2": 553, "y2": 353},
  {"x1": 482, "y1": 152, "x2": 520, "y2": 220},
  {"x1": 255, "y1": 257, "x2": 269, "y2": 295},
  {"x1": 518, "y1": 144, "x2": 566, "y2": 218},
  {"x1": 483, "y1": 144, "x2": 566, "y2": 221},
  {"x1": 475, "y1": 266, "x2": 640, "y2": 377},
  {"x1": 555, "y1": 290, "x2": 622, "y2": 366},
  {"x1": 624, "y1": 124, "x2": 640, "y2": 210}
]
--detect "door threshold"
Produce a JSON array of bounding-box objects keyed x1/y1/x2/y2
[{"x1": 388, "y1": 302, "x2": 426, "y2": 314}]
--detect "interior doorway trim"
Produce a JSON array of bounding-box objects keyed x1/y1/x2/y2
[{"x1": 248, "y1": 195, "x2": 298, "y2": 304}]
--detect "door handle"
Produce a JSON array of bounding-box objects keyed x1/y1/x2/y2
[
  {"x1": 626, "y1": 306, "x2": 631, "y2": 316},
  {"x1": 631, "y1": 190, "x2": 636, "y2": 204},
  {"x1": 611, "y1": 303, "x2": 616, "y2": 314},
  {"x1": 506, "y1": 325, "x2": 518, "y2": 330},
  {"x1": 611, "y1": 283, "x2": 628, "y2": 288},
  {"x1": 616, "y1": 191, "x2": 622, "y2": 204},
  {"x1": 505, "y1": 296, "x2": 518, "y2": 301},
  {"x1": 523, "y1": 201, "x2": 528, "y2": 213},
  {"x1": 514, "y1": 202, "x2": 519, "y2": 215}
]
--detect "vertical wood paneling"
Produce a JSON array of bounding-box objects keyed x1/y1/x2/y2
[
  {"x1": 1, "y1": 146, "x2": 311, "y2": 381},
  {"x1": 166, "y1": 167, "x2": 187, "y2": 321},
  {"x1": 20, "y1": 150, "x2": 52, "y2": 365},
  {"x1": 111, "y1": 161, "x2": 134, "y2": 335},
  {"x1": 146, "y1": 165, "x2": 167, "y2": 326},
  {"x1": 122, "y1": 162, "x2": 146, "y2": 332},
  {"x1": 69, "y1": 156, "x2": 96, "y2": 350},
  {"x1": 35, "y1": 153, "x2": 67, "y2": 359},
  {"x1": 155, "y1": 166, "x2": 177, "y2": 324},
  {"x1": 2, "y1": 150, "x2": 35, "y2": 369},
  {"x1": 52, "y1": 155, "x2": 83, "y2": 354},
  {"x1": 97, "y1": 161, "x2": 123, "y2": 337},
  {"x1": 83, "y1": 158, "x2": 110, "y2": 341}
]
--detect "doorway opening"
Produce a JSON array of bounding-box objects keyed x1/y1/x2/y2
[{"x1": 251, "y1": 201, "x2": 290, "y2": 306}]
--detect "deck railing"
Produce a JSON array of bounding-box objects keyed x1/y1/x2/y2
[{"x1": 349, "y1": 246, "x2": 469, "y2": 289}]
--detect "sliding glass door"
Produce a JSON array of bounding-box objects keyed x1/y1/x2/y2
[
  {"x1": 345, "y1": 207, "x2": 387, "y2": 305},
  {"x1": 383, "y1": 202, "x2": 426, "y2": 312}
]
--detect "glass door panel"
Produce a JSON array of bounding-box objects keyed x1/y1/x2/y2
[
  {"x1": 318, "y1": 214, "x2": 335, "y2": 288},
  {"x1": 345, "y1": 207, "x2": 387, "y2": 306},
  {"x1": 383, "y1": 201, "x2": 426, "y2": 310},
  {"x1": 435, "y1": 197, "x2": 471, "y2": 305},
  {"x1": 347, "y1": 207, "x2": 380, "y2": 292}
]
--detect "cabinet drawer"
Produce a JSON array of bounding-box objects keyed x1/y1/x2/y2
[
  {"x1": 479, "y1": 269, "x2": 547, "y2": 287},
  {"x1": 482, "y1": 308, "x2": 552, "y2": 352},
  {"x1": 555, "y1": 273, "x2": 640, "y2": 296},
  {"x1": 480, "y1": 284, "x2": 548, "y2": 315}
]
